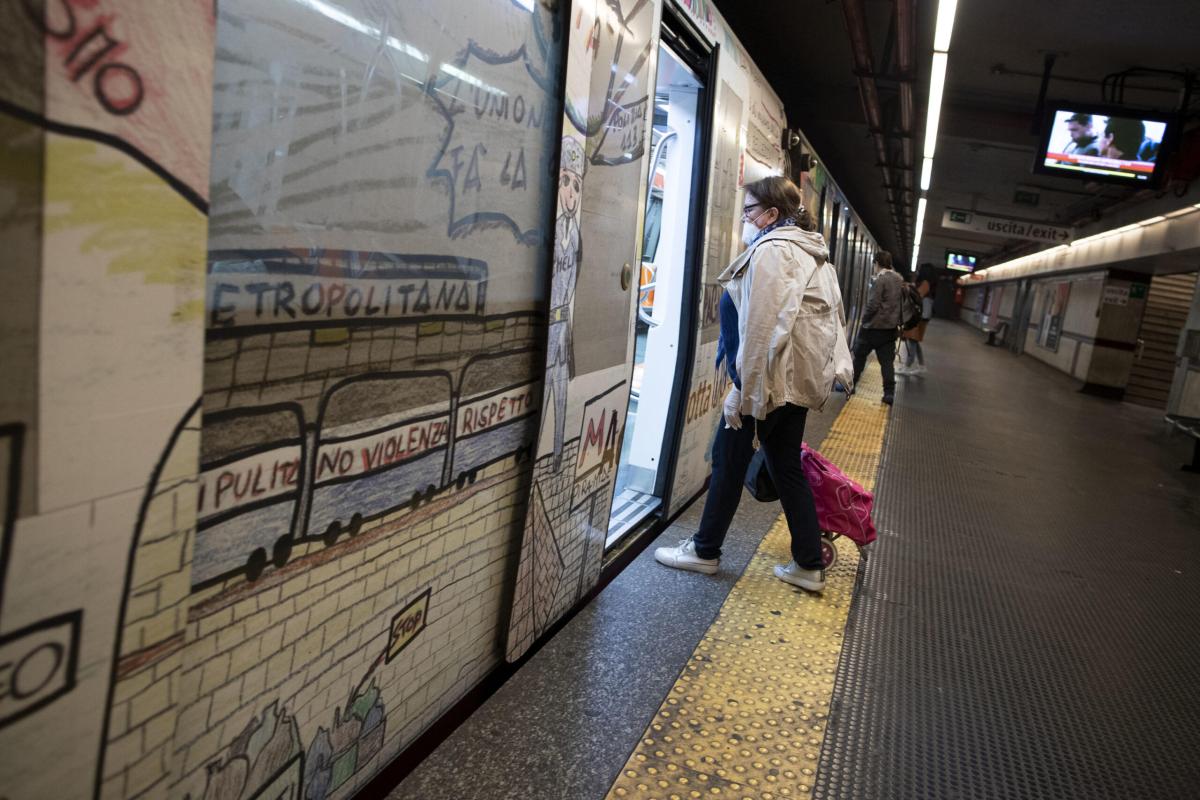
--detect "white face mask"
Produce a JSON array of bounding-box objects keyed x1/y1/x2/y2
[{"x1": 741, "y1": 220, "x2": 759, "y2": 246}]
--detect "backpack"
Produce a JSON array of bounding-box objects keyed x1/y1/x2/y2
[{"x1": 900, "y1": 283, "x2": 923, "y2": 330}]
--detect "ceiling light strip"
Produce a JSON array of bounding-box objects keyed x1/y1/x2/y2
[
  {"x1": 965, "y1": 204, "x2": 1200, "y2": 282},
  {"x1": 920, "y1": 157, "x2": 933, "y2": 191},
  {"x1": 923, "y1": 53, "x2": 947, "y2": 162},
  {"x1": 911, "y1": 0, "x2": 957, "y2": 265},
  {"x1": 933, "y1": 0, "x2": 959, "y2": 52}
]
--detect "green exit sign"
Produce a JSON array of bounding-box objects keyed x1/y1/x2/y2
[
  {"x1": 1014, "y1": 190, "x2": 1040, "y2": 207},
  {"x1": 949, "y1": 210, "x2": 971, "y2": 224}
]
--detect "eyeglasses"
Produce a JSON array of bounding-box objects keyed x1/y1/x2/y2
[{"x1": 742, "y1": 203, "x2": 763, "y2": 221}]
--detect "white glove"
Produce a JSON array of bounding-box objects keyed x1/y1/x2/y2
[{"x1": 723, "y1": 387, "x2": 743, "y2": 430}]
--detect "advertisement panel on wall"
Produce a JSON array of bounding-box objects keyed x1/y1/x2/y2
[{"x1": 1037, "y1": 283, "x2": 1072, "y2": 352}]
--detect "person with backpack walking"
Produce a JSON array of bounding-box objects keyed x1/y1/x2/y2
[
  {"x1": 898, "y1": 263, "x2": 936, "y2": 375},
  {"x1": 852, "y1": 250, "x2": 905, "y2": 405}
]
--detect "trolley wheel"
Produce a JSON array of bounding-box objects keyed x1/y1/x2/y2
[
  {"x1": 820, "y1": 533, "x2": 839, "y2": 570},
  {"x1": 272, "y1": 535, "x2": 293, "y2": 568},
  {"x1": 323, "y1": 521, "x2": 342, "y2": 547},
  {"x1": 245, "y1": 548, "x2": 268, "y2": 583},
  {"x1": 348, "y1": 513, "x2": 363, "y2": 538}
]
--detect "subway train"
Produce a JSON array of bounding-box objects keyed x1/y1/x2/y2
[{"x1": 0, "y1": 2, "x2": 884, "y2": 798}]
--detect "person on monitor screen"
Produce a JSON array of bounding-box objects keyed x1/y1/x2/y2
[
  {"x1": 1063, "y1": 113, "x2": 1100, "y2": 157},
  {"x1": 653, "y1": 175, "x2": 852, "y2": 594},
  {"x1": 1100, "y1": 117, "x2": 1146, "y2": 161}
]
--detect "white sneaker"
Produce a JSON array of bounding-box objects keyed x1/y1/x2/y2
[
  {"x1": 912, "y1": 364, "x2": 927, "y2": 375},
  {"x1": 895, "y1": 364, "x2": 914, "y2": 375},
  {"x1": 774, "y1": 561, "x2": 826, "y2": 591},
  {"x1": 655, "y1": 538, "x2": 719, "y2": 575}
]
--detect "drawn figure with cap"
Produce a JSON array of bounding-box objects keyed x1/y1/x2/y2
[{"x1": 545, "y1": 135, "x2": 585, "y2": 470}]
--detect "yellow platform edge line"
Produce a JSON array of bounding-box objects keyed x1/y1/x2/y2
[{"x1": 603, "y1": 364, "x2": 890, "y2": 800}]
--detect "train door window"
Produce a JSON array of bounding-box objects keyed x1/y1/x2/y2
[
  {"x1": 845, "y1": 227, "x2": 858, "y2": 310},
  {"x1": 846, "y1": 237, "x2": 860, "y2": 331},
  {"x1": 817, "y1": 185, "x2": 827, "y2": 235},
  {"x1": 837, "y1": 254, "x2": 849, "y2": 308},
  {"x1": 830, "y1": 201, "x2": 841, "y2": 263},
  {"x1": 859, "y1": 245, "x2": 878, "y2": 331},
  {"x1": 842, "y1": 243, "x2": 854, "y2": 316},
  {"x1": 610, "y1": 30, "x2": 709, "y2": 546}
]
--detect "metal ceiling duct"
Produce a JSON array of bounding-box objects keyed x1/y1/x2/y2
[
  {"x1": 842, "y1": 0, "x2": 917, "y2": 252},
  {"x1": 895, "y1": 0, "x2": 916, "y2": 192}
]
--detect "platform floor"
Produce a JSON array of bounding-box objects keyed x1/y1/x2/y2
[
  {"x1": 389, "y1": 320, "x2": 1200, "y2": 800},
  {"x1": 815, "y1": 321, "x2": 1200, "y2": 799}
]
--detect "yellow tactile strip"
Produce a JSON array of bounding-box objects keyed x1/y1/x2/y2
[{"x1": 604, "y1": 365, "x2": 890, "y2": 800}]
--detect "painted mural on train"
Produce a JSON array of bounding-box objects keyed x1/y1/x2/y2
[
  {"x1": 505, "y1": 0, "x2": 658, "y2": 661},
  {"x1": 0, "y1": 0, "x2": 558, "y2": 798},
  {"x1": 0, "y1": 2, "x2": 215, "y2": 798},
  {"x1": 0, "y1": 1, "x2": 879, "y2": 798},
  {"x1": 172, "y1": 1, "x2": 560, "y2": 798}
]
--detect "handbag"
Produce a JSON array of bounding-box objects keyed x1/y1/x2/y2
[
  {"x1": 743, "y1": 447, "x2": 778, "y2": 502},
  {"x1": 742, "y1": 442, "x2": 878, "y2": 549},
  {"x1": 802, "y1": 443, "x2": 877, "y2": 546}
]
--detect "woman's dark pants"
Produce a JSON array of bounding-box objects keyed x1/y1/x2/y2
[{"x1": 691, "y1": 403, "x2": 823, "y2": 570}]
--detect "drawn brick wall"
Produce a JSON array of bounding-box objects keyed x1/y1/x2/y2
[
  {"x1": 507, "y1": 441, "x2": 581, "y2": 657},
  {"x1": 530, "y1": 442, "x2": 592, "y2": 616},
  {"x1": 507, "y1": 417, "x2": 620, "y2": 660},
  {"x1": 167, "y1": 300, "x2": 542, "y2": 798},
  {"x1": 169, "y1": 441, "x2": 531, "y2": 799},
  {"x1": 101, "y1": 409, "x2": 203, "y2": 799}
]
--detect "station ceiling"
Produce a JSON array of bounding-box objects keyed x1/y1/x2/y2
[{"x1": 716, "y1": 0, "x2": 1200, "y2": 273}]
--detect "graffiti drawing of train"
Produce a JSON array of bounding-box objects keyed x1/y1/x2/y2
[
  {"x1": 192, "y1": 351, "x2": 540, "y2": 588},
  {"x1": 307, "y1": 371, "x2": 455, "y2": 545},
  {"x1": 195, "y1": 404, "x2": 307, "y2": 588},
  {"x1": 450, "y1": 350, "x2": 541, "y2": 487}
]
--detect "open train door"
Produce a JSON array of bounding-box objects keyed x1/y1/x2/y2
[{"x1": 504, "y1": 0, "x2": 661, "y2": 662}]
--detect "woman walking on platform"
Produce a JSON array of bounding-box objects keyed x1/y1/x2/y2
[
  {"x1": 654, "y1": 176, "x2": 852, "y2": 592},
  {"x1": 898, "y1": 263, "x2": 936, "y2": 375}
]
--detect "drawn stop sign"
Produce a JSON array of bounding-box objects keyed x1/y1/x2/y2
[{"x1": 386, "y1": 589, "x2": 431, "y2": 664}]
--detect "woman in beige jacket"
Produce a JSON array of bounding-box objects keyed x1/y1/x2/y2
[{"x1": 656, "y1": 176, "x2": 852, "y2": 591}]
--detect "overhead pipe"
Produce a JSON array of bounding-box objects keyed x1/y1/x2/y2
[
  {"x1": 895, "y1": 0, "x2": 916, "y2": 192},
  {"x1": 842, "y1": 0, "x2": 915, "y2": 249},
  {"x1": 842, "y1": 0, "x2": 893, "y2": 191}
]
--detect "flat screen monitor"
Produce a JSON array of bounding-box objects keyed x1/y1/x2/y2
[
  {"x1": 946, "y1": 251, "x2": 978, "y2": 272},
  {"x1": 1035, "y1": 105, "x2": 1172, "y2": 185}
]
